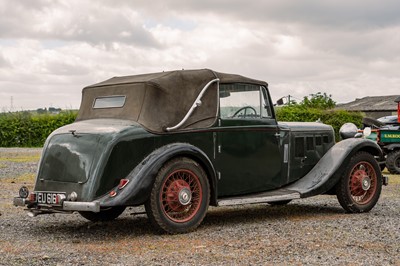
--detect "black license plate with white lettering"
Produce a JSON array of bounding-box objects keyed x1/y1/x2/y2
[{"x1": 35, "y1": 192, "x2": 65, "y2": 205}]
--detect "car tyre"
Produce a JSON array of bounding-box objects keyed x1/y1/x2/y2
[
  {"x1": 336, "y1": 152, "x2": 382, "y2": 213},
  {"x1": 79, "y1": 206, "x2": 126, "y2": 222},
  {"x1": 145, "y1": 157, "x2": 210, "y2": 234},
  {"x1": 386, "y1": 150, "x2": 400, "y2": 174}
]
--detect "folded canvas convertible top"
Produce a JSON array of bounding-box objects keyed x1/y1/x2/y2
[{"x1": 76, "y1": 69, "x2": 267, "y2": 132}]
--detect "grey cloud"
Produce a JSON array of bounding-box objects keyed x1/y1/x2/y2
[
  {"x1": 52, "y1": 15, "x2": 159, "y2": 48},
  {"x1": 0, "y1": 1, "x2": 159, "y2": 47},
  {"x1": 121, "y1": 0, "x2": 400, "y2": 63},
  {"x1": 1, "y1": 0, "x2": 399, "y2": 110},
  {"x1": 157, "y1": 0, "x2": 400, "y2": 29},
  {"x1": 0, "y1": 54, "x2": 10, "y2": 68},
  {"x1": 44, "y1": 60, "x2": 91, "y2": 76},
  {"x1": 296, "y1": 24, "x2": 400, "y2": 63}
]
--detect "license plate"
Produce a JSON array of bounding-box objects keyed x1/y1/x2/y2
[{"x1": 35, "y1": 192, "x2": 65, "y2": 205}]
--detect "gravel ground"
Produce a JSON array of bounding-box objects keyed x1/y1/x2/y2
[{"x1": 0, "y1": 148, "x2": 399, "y2": 265}]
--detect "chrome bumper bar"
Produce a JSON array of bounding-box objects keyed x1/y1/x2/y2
[
  {"x1": 13, "y1": 197, "x2": 100, "y2": 213},
  {"x1": 63, "y1": 201, "x2": 100, "y2": 212}
]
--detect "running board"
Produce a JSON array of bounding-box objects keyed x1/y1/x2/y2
[{"x1": 218, "y1": 190, "x2": 301, "y2": 206}]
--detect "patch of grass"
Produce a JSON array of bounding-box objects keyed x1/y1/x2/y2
[
  {"x1": 0, "y1": 155, "x2": 40, "y2": 163},
  {"x1": 388, "y1": 174, "x2": 400, "y2": 185},
  {"x1": 15, "y1": 173, "x2": 36, "y2": 183},
  {"x1": 1, "y1": 173, "x2": 36, "y2": 184}
]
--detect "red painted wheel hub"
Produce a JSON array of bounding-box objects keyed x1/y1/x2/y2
[
  {"x1": 165, "y1": 179, "x2": 192, "y2": 212},
  {"x1": 160, "y1": 169, "x2": 202, "y2": 223},
  {"x1": 349, "y1": 162, "x2": 377, "y2": 204}
]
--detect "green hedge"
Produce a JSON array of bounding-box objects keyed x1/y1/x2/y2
[
  {"x1": 1, "y1": 107, "x2": 362, "y2": 147},
  {"x1": 0, "y1": 111, "x2": 77, "y2": 147},
  {"x1": 276, "y1": 105, "x2": 363, "y2": 141}
]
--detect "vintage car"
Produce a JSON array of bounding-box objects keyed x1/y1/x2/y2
[{"x1": 14, "y1": 69, "x2": 386, "y2": 233}]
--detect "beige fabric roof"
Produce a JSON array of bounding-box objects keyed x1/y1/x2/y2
[{"x1": 76, "y1": 69, "x2": 267, "y2": 132}]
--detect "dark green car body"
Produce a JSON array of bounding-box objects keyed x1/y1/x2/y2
[{"x1": 14, "y1": 69, "x2": 384, "y2": 233}]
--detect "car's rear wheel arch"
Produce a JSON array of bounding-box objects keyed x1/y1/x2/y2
[{"x1": 101, "y1": 143, "x2": 217, "y2": 208}]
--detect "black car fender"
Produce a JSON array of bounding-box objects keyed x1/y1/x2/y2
[
  {"x1": 286, "y1": 138, "x2": 383, "y2": 198},
  {"x1": 383, "y1": 143, "x2": 400, "y2": 151},
  {"x1": 98, "y1": 142, "x2": 218, "y2": 208}
]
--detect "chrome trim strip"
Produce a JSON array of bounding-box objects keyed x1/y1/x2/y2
[
  {"x1": 63, "y1": 201, "x2": 100, "y2": 212},
  {"x1": 218, "y1": 192, "x2": 300, "y2": 206},
  {"x1": 166, "y1": 78, "x2": 220, "y2": 131},
  {"x1": 284, "y1": 143, "x2": 289, "y2": 163}
]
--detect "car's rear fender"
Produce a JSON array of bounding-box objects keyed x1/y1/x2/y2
[
  {"x1": 98, "y1": 143, "x2": 218, "y2": 207},
  {"x1": 286, "y1": 138, "x2": 383, "y2": 198}
]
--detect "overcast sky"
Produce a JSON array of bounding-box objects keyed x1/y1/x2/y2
[{"x1": 1, "y1": 0, "x2": 399, "y2": 111}]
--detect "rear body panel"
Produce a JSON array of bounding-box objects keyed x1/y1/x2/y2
[{"x1": 34, "y1": 119, "x2": 152, "y2": 202}]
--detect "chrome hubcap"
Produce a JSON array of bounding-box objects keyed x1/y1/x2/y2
[
  {"x1": 178, "y1": 187, "x2": 192, "y2": 205},
  {"x1": 361, "y1": 176, "x2": 371, "y2": 191}
]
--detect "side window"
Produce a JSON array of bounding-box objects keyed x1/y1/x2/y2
[
  {"x1": 219, "y1": 83, "x2": 271, "y2": 119},
  {"x1": 295, "y1": 137, "x2": 305, "y2": 157},
  {"x1": 306, "y1": 136, "x2": 315, "y2": 151},
  {"x1": 261, "y1": 86, "x2": 272, "y2": 118},
  {"x1": 316, "y1": 136, "x2": 322, "y2": 146}
]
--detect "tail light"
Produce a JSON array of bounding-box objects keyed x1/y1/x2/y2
[
  {"x1": 28, "y1": 192, "x2": 36, "y2": 202},
  {"x1": 118, "y1": 179, "x2": 129, "y2": 189},
  {"x1": 55, "y1": 194, "x2": 66, "y2": 204}
]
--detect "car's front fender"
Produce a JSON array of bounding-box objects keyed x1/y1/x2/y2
[
  {"x1": 98, "y1": 142, "x2": 217, "y2": 208},
  {"x1": 286, "y1": 138, "x2": 383, "y2": 198},
  {"x1": 383, "y1": 143, "x2": 400, "y2": 151}
]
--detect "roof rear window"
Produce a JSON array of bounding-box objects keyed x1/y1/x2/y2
[{"x1": 93, "y1": 96, "x2": 126, "y2": 109}]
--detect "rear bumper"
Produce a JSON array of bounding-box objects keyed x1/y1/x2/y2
[{"x1": 13, "y1": 197, "x2": 100, "y2": 213}]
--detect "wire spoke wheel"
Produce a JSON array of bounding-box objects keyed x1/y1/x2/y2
[
  {"x1": 145, "y1": 157, "x2": 210, "y2": 234},
  {"x1": 161, "y1": 169, "x2": 202, "y2": 223},
  {"x1": 348, "y1": 162, "x2": 377, "y2": 205},
  {"x1": 336, "y1": 151, "x2": 382, "y2": 213}
]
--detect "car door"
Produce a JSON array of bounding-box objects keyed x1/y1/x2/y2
[{"x1": 216, "y1": 83, "x2": 283, "y2": 196}]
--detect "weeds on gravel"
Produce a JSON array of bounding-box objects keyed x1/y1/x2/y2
[
  {"x1": 388, "y1": 174, "x2": 400, "y2": 185},
  {"x1": 0, "y1": 155, "x2": 40, "y2": 163},
  {"x1": 1, "y1": 173, "x2": 35, "y2": 184}
]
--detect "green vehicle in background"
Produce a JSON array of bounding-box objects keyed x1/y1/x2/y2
[
  {"x1": 379, "y1": 124, "x2": 400, "y2": 174},
  {"x1": 14, "y1": 69, "x2": 386, "y2": 234},
  {"x1": 361, "y1": 97, "x2": 400, "y2": 174}
]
